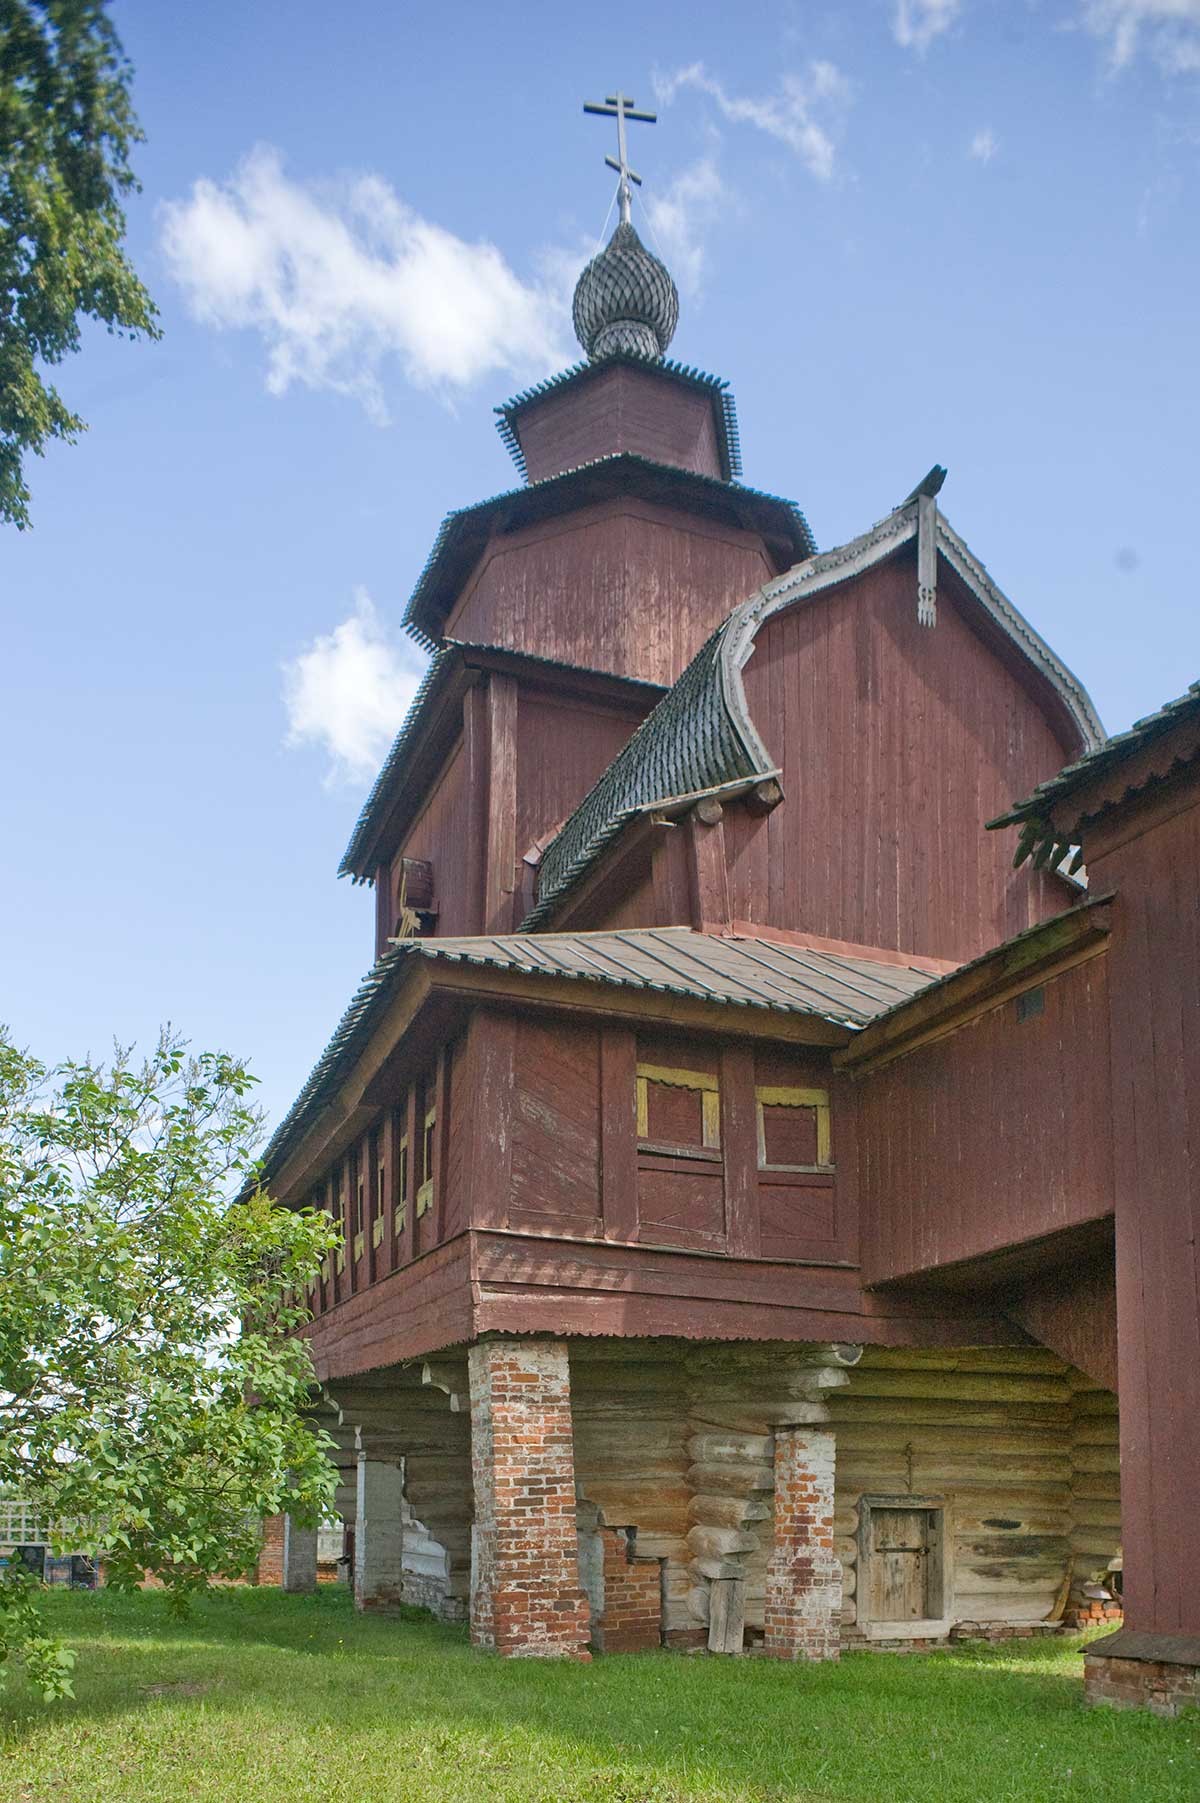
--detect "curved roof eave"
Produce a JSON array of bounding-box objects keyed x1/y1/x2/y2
[
  {"x1": 717, "y1": 501, "x2": 1105, "y2": 761},
  {"x1": 525, "y1": 498, "x2": 1105, "y2": 928}
]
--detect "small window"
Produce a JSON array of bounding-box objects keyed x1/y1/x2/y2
[
  {"x1": 636, "y1": 1063, "x2": 720, "y2": 1153},
  {"x1": 756, "y1": 1086, "x2": 831, "y2": 1170},
  {"x1": 416, "y1": 1084, "x2": 436, "y2": 1218}
]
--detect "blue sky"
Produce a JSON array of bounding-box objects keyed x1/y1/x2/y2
[{"x1": 5, "y1": 0, "x2": 1200, "y2": 1137}]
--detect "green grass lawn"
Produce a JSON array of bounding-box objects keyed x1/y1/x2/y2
[{"x1": 1, "y1": 1589, "x2": 1197, "y2": 1803}]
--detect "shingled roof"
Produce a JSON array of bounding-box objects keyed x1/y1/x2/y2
[
  {"x1": 989, "y1": 680, "x2": 1200, "y2": 870},
  {"x1": 339, "y1": 642, "x2": 664, "y2": 882},
  {"x1": 495, "y1": 352, "x2": 743, "y2": 482},
  {"x1": 256, "y1": 927, "x2": 942, "y2": 1186},
  {"x1": 523, "y1": 496, "x2": 1105, "y2": 929}
]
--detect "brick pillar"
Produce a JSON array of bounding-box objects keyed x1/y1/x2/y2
[
  {"x1": 282, "y1": 1516, "x2": 318, "y2": 1593},
  {"x1": 595, "y1": 1527, "x2": 664, "y2": 1653},
  {"x1": 355, "y1": 1456, "x2": 405, "y2": 1609},
  {"x1": 763, "y1": 1426, "x2": 841, "y2": 1661},
  {"x1": 468, "y1": 1339, "x2": 591, "y2": 1660},
  {"x1": 257, "y1": 1512, "x2": 285, "y2": 1586}
]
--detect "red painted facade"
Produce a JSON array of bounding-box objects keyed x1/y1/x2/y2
[{"x1": 261, "y1": 300, "x2": 1199, "y2": 1691}]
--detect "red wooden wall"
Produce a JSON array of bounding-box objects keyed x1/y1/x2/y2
[
  {"x1": 1092, "y1": 792, "x2": 1200, "y2": 1639},
  {"x1": 727, "y1": 556, "x2": 1080, "y2": 962},
  {"x1": 445, "y1": 499, "x2": 776, "y2": 687},
  {"x1": 514, "y1": 364, "x2": 724, "y2": 485},
  {"x1": 857, "y1": 953, "x2": 1114, "y2": 1287}
]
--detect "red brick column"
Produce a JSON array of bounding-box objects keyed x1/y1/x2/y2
[
  {"x1": 468, "y1": 1339, "x2": 591, "y2": 1660},
  {"x1": 596, "y1": 1527, "x2": 663, "y2": 1653},
  {"x1": 257, "y1": 1513, "x2": 285, "y2": 1586},
  {"x1": 763, "y1": 1426, "x2": 841, "y2": 1660}
]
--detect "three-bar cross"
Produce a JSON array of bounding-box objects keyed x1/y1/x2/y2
[{"x1": 583, "y1": 91, "x2": 657, "y2": 224}]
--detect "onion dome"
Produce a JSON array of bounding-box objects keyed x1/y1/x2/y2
[{"x1": 572, "y1": 221, "x2": 679, "y2": 362}]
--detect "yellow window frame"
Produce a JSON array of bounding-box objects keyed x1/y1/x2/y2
[
  {"x1": 636, "y1": 1062, "x2": 721, "y2": 1150},
  {"x1": 755, "y1": 1085, "x2": 832, "y2": 1169}
]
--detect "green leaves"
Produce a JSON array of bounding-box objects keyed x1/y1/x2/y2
[
  {"x1": 0, "y1": 1, "x2": 160, "y2": 527},
  {"x1": 0, "y1": 1026, "x2": 338, "y2": 1697}
]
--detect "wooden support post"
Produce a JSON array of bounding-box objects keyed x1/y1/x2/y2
[
  {"x1": 484, "y1": 672, "x2": 518, "y2": 934},
  {"x1": 719, "y1": 1045, "x2": 760, "y2": 1259},
  {"x1": 600, "y1": 1026, "x2": 639, "y2": 1242},
  {"x1": 462, "y1": 682, "x2": 490, "y2": 934},
  {"x1": 400, "y1": 1084, "x2": 418, "y2": 1267},
  {"x1": 687, "y1": 802, "x2": 731, "y2": 931},
  {"x1": 707, "y1": 1577, "x2": 746, "y2": 1654},
  {"x1": 355, "y1": 1453, "x2": 405, "y2": 1610}
]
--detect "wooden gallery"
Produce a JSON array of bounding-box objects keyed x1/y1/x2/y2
[{"x1": 254, "y1": 185, "x2": 1200, "y2": 1713}]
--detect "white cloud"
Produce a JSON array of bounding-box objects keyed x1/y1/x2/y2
[
  {"x1": 643, "y1": 158, "x2": 728, "y2": 295},
  {"x1": 654, "y1": 62, "x2": 850, "y2": 182},
  {"x1": 1079, "y1": 1, "x2": 1200, "y2": 72},
  {"x1": 161, "y1": 147, "x2": 570, "y2": 421},
  {"x1": 969, "y1": 126, "x2": 999, "y2": 161},
  {"x1": 282, "y1": 590, "x2": 427, "y2": 786},
  {"x1": 893, "y1": 0, "x2": 962, "y2": 52}
]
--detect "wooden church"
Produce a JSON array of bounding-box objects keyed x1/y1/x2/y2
[{"x1": 257, "y1": 100, "x2": 1200, "y2": 1714}]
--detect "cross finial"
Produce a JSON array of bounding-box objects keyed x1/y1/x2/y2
[{"x1": 583, "y1": 91, "x2": 657, "y2": 225}]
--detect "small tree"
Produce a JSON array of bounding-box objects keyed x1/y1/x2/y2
[
  {"x1": 0, "y1": 0, "x2": 159, "y2": 527},
  {"x1": 0, "y1": 1029, "x2": 337, "y2": 1698}
]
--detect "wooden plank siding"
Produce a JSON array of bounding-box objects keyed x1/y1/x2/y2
[
  {"x1": 726, "y1": 556, "x2": 1078, "y2": 964},
  {"x1": 1090, "y1": 791, "x2": 1200, "y2": 1639},
  {"x1": 857, "y1": 955, "x2": 1114, "y2": 1288},
  {"x1": 444, "y1": 498, "x2": 777, "y2": 688},
  {"x1": 514, "y1": 363, "x2": 726, "y2": 485}
]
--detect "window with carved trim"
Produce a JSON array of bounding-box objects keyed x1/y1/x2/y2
[
  {"x1": 756, "y1": 1086, "x2": 832, "y2": 1170},
  {"x1": 636, "y1": 1063, "x2": 720, "y2": 1155}
]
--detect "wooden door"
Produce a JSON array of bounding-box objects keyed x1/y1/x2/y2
[{"x1": 868, "y1": 1508, "x2": 930, "y2": 1621}]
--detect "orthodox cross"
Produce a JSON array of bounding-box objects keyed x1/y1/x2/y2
[{"x1": 583, "y1": 91, "x2": 657, "y2": 224}]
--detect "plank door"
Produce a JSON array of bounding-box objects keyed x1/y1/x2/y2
[{"x1": 867, "y1": 1508, "x2": 931, "y2": 1622}]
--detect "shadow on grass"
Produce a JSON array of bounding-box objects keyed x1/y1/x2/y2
[{"x1": 4, "y1": 1589, "x2": 1198, "y2": 1803}]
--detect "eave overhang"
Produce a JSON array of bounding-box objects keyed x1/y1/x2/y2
[
  {"x1": 527, "y1": 496, "x2": 1105, "y2": 931},
  {"x1": 339, "y1": 641, "x2": 663, "y2": 883},
  {"x1": 494, "y1": 352, "x2": 744, "y2": 482},
  {"x1": 401, "y1": 453, "x2": 815, "y2": 649},
  {"x1": 834, "y1": 896, "x2": 1113, "y2": 1076},
  {"x1": 256, "y1": 927, "x2": 941, "y2": 1202},
  {"x1": 989, "y1": 681, "x2": 1200, "y2": 872}
]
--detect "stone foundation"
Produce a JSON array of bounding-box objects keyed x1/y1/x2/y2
[
  {"x1": 1085, "y1": 1631, "x2": 1200, "y2": 1718},
  {"x1": 469, "y1": 1339, "x2": 591, "y2": 1659},
  {"x1": 763, "y1": 1426, "x2": 840, "y2": 1660}
]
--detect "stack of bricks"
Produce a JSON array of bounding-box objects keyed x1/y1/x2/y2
[
  {"x1": 468, "y1": 1339, "x2": 591, "y2": 1660},
  {"x1": 1085, "y1": 1653, "x2": 1200, "y2": 1718},
  {"x1": 257, "y1": 1513, "x2": 285, "y2": 1586},
  {"x1": 1067, "y1": 1599, "x2": 1123, "y2": 1630},
  {"x1": 595, "y1": 1527, "x2": 663, "y2": 1653},
  {"x1": 763, "y1": 1426, "x2": 841, "y2": 1661}
]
